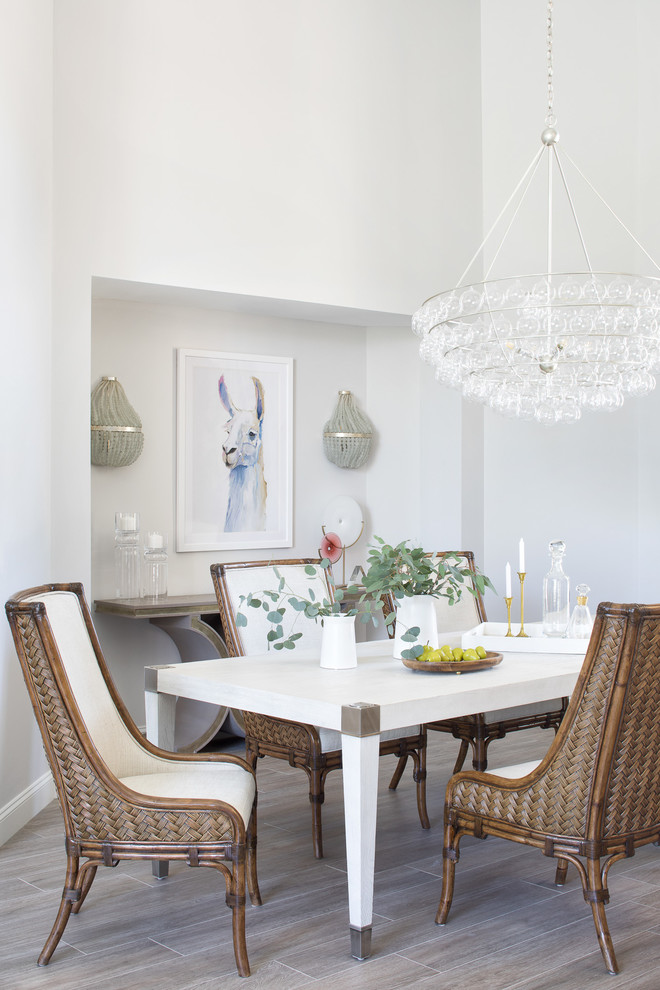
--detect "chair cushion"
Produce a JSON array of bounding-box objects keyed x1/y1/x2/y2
[
  {"x1": 486, "y1": 760, "x2": 541, "y2": 779},
  {"x1": 480, "y1": 699, "x2": 564, "y2": 721},
  {"x1": 119, "y1": 763, "x2": 256, "y2": 827},
  {"x1": 317, "y1": 724, "x2": 421, "y2": 752},
  {"x1": 30, "y1": 591, "x2": 255, "y2": 825}
]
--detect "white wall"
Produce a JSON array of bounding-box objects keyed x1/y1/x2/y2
[
  {"x1": 0, "y1": 0, "x2": 55, "y2": 838},
  {"x1": 48, "y1": 0, "x2": 483, "y2": 728},
  {"x1": 48, "y1": 0, "x2": 483, "y2": 595}
]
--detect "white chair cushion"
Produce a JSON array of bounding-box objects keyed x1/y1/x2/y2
[
  {"x1": 318, "y1": 725, "x2": 421, "y2": 752},
  {"x1": 28, "y1": 592, "x2": 254, "y2": 806},
  {"x1": 486, "y1": 760, "x2": 541, "y2": 779},
  {"x1": 433, "y1": 581, "x2": 482, "y2": 634},
  {"x1": 480, "y1": 699, "x2": 565, "y2": 721},
  {"x1": 119, "y1": 764, "x2": 256, "y2": 827}
]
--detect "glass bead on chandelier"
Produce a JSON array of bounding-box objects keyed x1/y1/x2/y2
[{"x1": 413, "y1": 271, "x2": 660, "y2": 425}]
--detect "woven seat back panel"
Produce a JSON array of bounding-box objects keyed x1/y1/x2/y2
[
  {"x1": 451, "y1": 612, "x2": 626, "y2": 837},
  {"x1": 13, "y1": 605, "x2": 236, "y2": 843},
  {"x1": 222, "y1": 564, "x2": 331, "y2": 656},
  {"x1": 603, "y1": 612, "x2": 660, "y2": 835}
]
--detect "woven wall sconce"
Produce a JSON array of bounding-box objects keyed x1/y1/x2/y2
[
  {"x1": 91, "y1": 376, "x2": 144, "y2": 467},
  {"x1": 323, "y1": 390, "x2": 374, "y2": 469}
]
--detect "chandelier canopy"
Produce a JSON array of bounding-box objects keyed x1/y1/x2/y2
[{"x1": 413, "y1": 2, "x2": 660, "y2": 425}]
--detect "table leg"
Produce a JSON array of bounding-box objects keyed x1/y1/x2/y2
[
  {"x1": 144, "y1": 666, "x2": 178, "y2": 879},
  {"x1": 341, "y1": 704, "x2": 381, "y2": 960},
  {"x1": 144, "y1": 665, "x2": 177, "y2": 749}
]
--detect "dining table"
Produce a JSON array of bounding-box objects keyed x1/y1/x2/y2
[{"x1": 144, "y1": 638, "x2": 584, "y2": 961}]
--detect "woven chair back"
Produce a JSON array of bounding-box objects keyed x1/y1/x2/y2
[
  {"x1": 6, "y1": 584, "x2": 237, "y2": 844},
  {"x1": 211, "y1": 559, "x2": 334, "y2": 657},
  {"x1": 453, "y1": 601, "x2": 660, "y2": 841}
]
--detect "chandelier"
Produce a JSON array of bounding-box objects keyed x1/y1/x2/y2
[{"x1": 412, "y1": 0, "x2": 660, "y2": 425}]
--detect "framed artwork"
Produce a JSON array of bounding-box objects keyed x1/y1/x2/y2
[{"x1": 176, "y1": 349, "x2": 293, "y2": 552}]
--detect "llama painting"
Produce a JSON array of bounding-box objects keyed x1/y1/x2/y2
[
  {"x1": 218, "y1": 374, "x2": 267, "y2": 532},
  {"x1": 176, "y1": 349, "x2": 292, "y2": 552}
]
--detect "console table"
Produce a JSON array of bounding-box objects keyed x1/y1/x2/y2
[{"x1": 94, "y1": 594, "x2": 242, "y2": 751}]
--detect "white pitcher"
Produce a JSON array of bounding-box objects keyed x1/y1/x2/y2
[{"x1": 319, "y1": 613, "x2": 358, "y2": 669}]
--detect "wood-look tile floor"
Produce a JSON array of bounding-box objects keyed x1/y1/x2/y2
[{"x1": 2, "y1": 728, "x2": 660, "y2": 989}]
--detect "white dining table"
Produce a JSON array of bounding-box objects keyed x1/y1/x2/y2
[{"x1": 144, "y1": 639, "x2": 584, "y2": 960}]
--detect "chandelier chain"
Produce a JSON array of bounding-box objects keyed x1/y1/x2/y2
[{"x1": 546, "y1": 0, "x2": 555, "y2": 126}]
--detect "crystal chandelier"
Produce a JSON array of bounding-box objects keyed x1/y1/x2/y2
[{"x1": 412, "y1": 0, "x2": 660, "y2": 425}]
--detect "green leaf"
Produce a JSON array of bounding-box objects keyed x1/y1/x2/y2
[
  {"x1": 305, "y1": 564, "x2": 317, "y2": 576},
  {"x1": 267, "y1": 609, "x2": 285, "y2": 623},
  {"x1": 236, "y1": 612, "x2": 247, "y2": 627}
]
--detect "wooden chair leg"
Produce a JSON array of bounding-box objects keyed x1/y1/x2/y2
[
  {"x1": 554, "y1": 857, "x2": 569, "y2": 886},
  {"x1": 71, "y1": 862, "x2": 97, "y2": 913},
  {"x1": 584, "y1": 859, "x2": 619, "y2": 974},
  {"x1": 246, "y1": 810, "x2": 262, "y2": 907},
  {"x1": 414, "y1": 740, "x2": 430, "y2": 830},
  {"x1": 38, "y1": 853, "x2": 78, "y2": 965},
  {"x1": 471, "y1": 735, "x2": 489, "y2": 772},
  {"x1": 309, "y1": 769, "x2": 325, "y2": 859},
  {"x1": 453, "y1": 739, "x2": 470, "y2": 774},
  {"x1": 227, "y1": 852, "x2": 250, "y2": 978},
  {"x1": 436, "y1": 823, "x2": 459, "y2": 925},
  {"x1": 388, "y1": 752, "x2": 408, "y2": 791}
]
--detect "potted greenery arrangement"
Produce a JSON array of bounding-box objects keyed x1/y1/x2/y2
[
  {"x1": 236, "y1": 558, "x2": 381, "y2": 668},
  {"x1": 360, "y1": 537, "x2": 494, "y2": 659},
  {"x1": 236, "y1": 539, "x2": 493, "y2": 665}
]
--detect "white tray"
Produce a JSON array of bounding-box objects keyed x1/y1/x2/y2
[{"x1": 461, "y1": 621, "x2": 589, "y2": 655}]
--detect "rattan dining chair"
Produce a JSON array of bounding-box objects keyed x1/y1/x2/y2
[
  {"x1": 437, "y1": 600, "x2": 660, "y2": 975},
  {"x1": 420, "y1": 551, "x2": 567, "y2": 772},
  {"x1": 211, "y1": 559, "x2": 429, "y2": 858},
  {"x1": 5, "y1": 583, "x2": 261, "y2": 977}
]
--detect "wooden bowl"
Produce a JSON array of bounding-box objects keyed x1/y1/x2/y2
[{"x1": 401, "y1": 651, "x2": 503, "y2": 674}]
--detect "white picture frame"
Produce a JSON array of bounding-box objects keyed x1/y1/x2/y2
[{"x1": 176, "y1": 348, "x2": 293, "y2": 552}]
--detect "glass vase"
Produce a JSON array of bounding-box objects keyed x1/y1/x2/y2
[{"x1": 393, "y1": 595, "x2": 439, "y2": 659}]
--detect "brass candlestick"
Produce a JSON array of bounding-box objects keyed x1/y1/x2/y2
[
  {"x1": 516, "y1": 572, "x2": 528, "y2": 637},
  {"x1": 504, "y1": 597, "x2": 514, "y2": 636}
]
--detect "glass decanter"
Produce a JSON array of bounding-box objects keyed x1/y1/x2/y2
[
  {"x1": 542, "y1": 539, "x2": 570, "y2": 637},
  {"x1": 567, "y1": 583, "x2": 593, "y2": 639},
  {"x1": 114, "y1": 511, "x2": 141, "y2": 599}
]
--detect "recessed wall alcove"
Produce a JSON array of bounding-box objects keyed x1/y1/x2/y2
[{"x1": 90, "y1": 275, "x2": 433, "y2": 724}]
